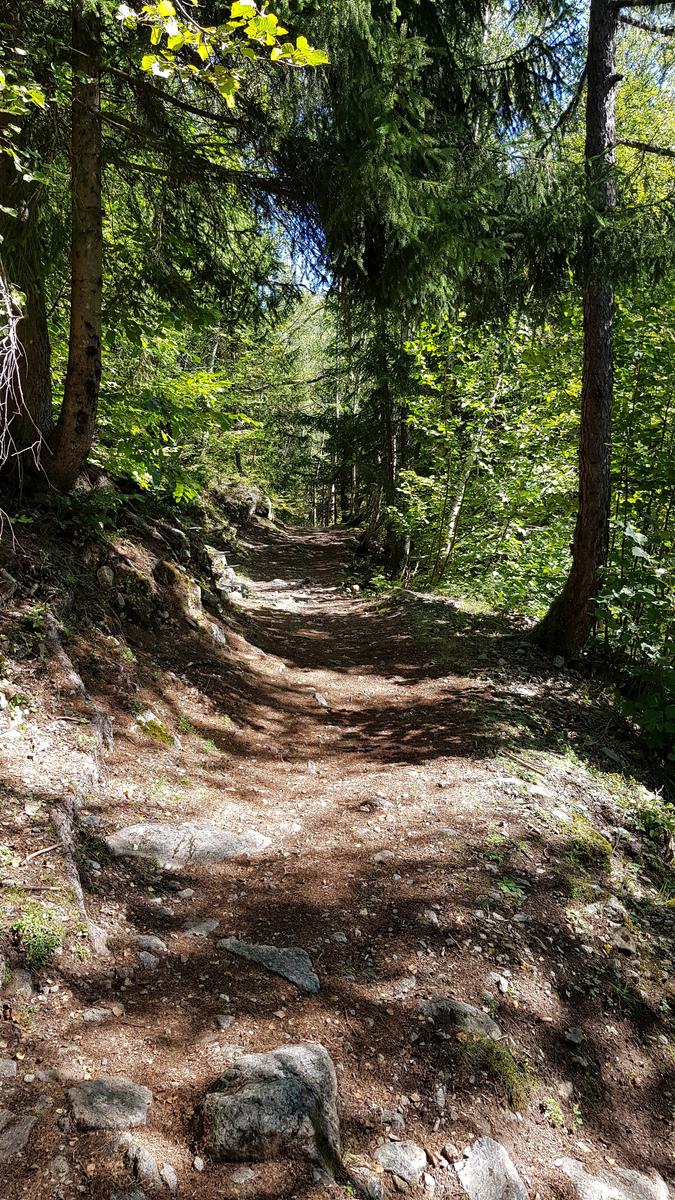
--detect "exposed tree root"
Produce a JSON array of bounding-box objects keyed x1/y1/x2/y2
[
  {"x1": 44, "y1": 611, "x2": 113, "y2": 751},
  {"x1": 44, "y1": 610, "x2": 111, "y2": 956}
]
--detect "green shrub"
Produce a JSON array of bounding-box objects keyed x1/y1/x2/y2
[{"x1": 11, "y1": 902, "x2": 64, "y2": 967}]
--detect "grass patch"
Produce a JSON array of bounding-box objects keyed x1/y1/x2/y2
[
  {"x1": 460, "y1": 1035, "x2": 537, "y2": 1110},
  {"x1": 78, "y1": 832, "x2": 112, "y2": 866},
  {"x1": 563, "y1": 868, "x2": 599, "y2": 903},
  {"x1": 11, "y1": 901, "x2": 64, "y2": 967},
  {"x1": 564, "y1": 814, "x2": 612, "y2": 870}
]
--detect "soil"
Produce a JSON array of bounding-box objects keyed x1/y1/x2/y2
[{"x1": 0, "y1": 516, "x2": 674, "y2": 1199}]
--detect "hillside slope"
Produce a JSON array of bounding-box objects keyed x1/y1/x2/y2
[{"x1": 0, "y1": 503, "x2": 673, "y2": 1200}]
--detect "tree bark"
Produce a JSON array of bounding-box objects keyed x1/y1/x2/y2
[
  {"x1": 0, "y1": 144, "x2": 53, "y2": 480},
  {"x1": 533, "y1": 0, "x2": 618, "y2": 656},
  {"x1": 46, "y1": 1, "x2": 102, "y2": 491}
]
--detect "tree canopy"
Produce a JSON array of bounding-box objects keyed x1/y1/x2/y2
[{"x1": 1, "y1": 0, "x2": 675, "y2": 761}]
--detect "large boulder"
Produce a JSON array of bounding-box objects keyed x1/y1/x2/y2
[
  {"x1": 200, "y1": 1042, "x2": 339, "y2": 1166},
  {"x1": 558, "y1": 1157, "x2": 670, "y2": 1200},
  {"x1": 106, "y1": 822, "x2": 270, "y2": 868}
]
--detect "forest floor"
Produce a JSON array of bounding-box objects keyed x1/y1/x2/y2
[{"x1": 0, "y1": 510, "x2": 674, "y2": 1199}]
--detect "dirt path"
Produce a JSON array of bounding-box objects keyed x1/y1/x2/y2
[{"x1": 1, "y1": 522, "x2": 674, "y2": 1199}]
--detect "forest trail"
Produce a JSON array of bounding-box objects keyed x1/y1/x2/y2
[{"x1": 1, "y1": 520, "x2": 673, "y2": 1200}]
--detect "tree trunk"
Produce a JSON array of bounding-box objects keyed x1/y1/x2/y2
[
  {"x1": 0, "y1": 143, "x2": 53, "y2": 481},
  {"x1": 46, "y1": 1, "x2": 102, "y2": 491},
  {"x1": 533, "y1": 0, "x2": 617, "y2": 657}
]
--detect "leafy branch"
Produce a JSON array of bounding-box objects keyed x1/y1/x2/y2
[{"x1": 117, "y1": 0, "x2": 329, "y2": 108}]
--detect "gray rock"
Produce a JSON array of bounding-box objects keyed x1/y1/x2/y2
[
  {"x1": 418, "y1": 996, "x2": 502, "y2": 1039},
  {"x1": 0, "y1": 1109, "x2": 36, "y2": 1161},
  {"x1": 374, "y1": 1140, "x2": 427, "y2": 1185},
  {"x1": 215, "y1": 1015, "x2": 235, "y2": 1031},
  {"x1": 50, "y1": 1154, "x2": 70, "y2": 1182},
  {"x1": 558, "y1": 1157, "x2": 669, "y2": 1200},
  {"x1": 136, "y1": 935, "x2": 168, "y2": 954},
  {"x1": 0, "y1": 1059, "x2": 17, "y2": 1080},
  {"x1": 139, "y1": 952, "x2": 159, "y2": 971},
  {"x1": 3, "y1": 968, "x2": 33, "y2": 1003},
  {"x1": 107, "y1": 822, "x2": 270, "y2": 867},
  {"x1": 97, "y1": 565, "x2": 115, "y2": 588},
  {"x1": 68, "y1": 1076, "x2": 152, "y2": 1130},
  {"x1": 82, "y1": 1007, "x2": 111, "y2": 1024},
  {"x1": 125, "y1": 1141, "x2": 162, "y2": 1191},
  {"x1": 160, "y1": 1164, "x2": 178, "y2": 1193},
  {"x1": 184, "y1": 918, "x2": 220, "y2": 937},
  {"x1": 565, "y1": 1026, "x2": 584, "y2": 1046},
  {"x1": 231, "y1": 1166, "x2": 255, "y2": 1183},
  {"x1": 353, "y1": 1167, "x2": 385, "y2": 1199},
  {"x1": 455, "y1": 1138, "x2": 527, "y2": 1200},
  {"x1": 218, "y1": 937, "x2": 320, "y2": 994},
  {"x1": 379, "y1": 1107, "x2": 405, "y2": 1131},
  {"x1": 38, "y1": 1063, "x2": 86, "y2": 1084},
  {"x1": 200, "y1": 1042, "x2": 339, "y2": 1165}
]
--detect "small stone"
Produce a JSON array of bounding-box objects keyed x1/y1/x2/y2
[
  {"x1": 0, "y1": 1110, "x2": 36, "y2": 1161},
  {"x1": 565, "y1": 1027, "x2": 584, "y2": 1046},
  {"x1": 418, "y1": 996, "x2": 502, "y2": 1039},
  {"x1": 231, "y1": 1166, "x2": 255, "y2": 1184},
  {"x1": 0, "y1": 1059, "x2": 17, "y2": 1080},
  {"x1": 193, "y1": 1156, "x2": 205, "y2": 1172},
  {"x1": 4, "y1": 969, "x2": 33, "y2": 1003},
  {"x1": 314, "y1": 693, "x2": 329, "y2": 708},
  {"x1": 374, "y1": 1141, "x2": 427, "y2": 1185},
  {"x1": 139, "y1": 952, "x2": 159, "y2": 971},
  {"x1": 371, "y1": 850, "x2": 394, "y2": 864},
  {"x1": 50, "y1": 1155, "x2": 70, "y2": 1182},
  {"x1": 215, "y1": 1015, "x2": 235, "y2": 1031},
  {"x1": 455, "y1": 1137, "x2": 527, "y2": 1199},
  {"x1": 136, "y1": 935, "x2": 168, "y2": 954},
  {"x1": 68, "y1": 1077, "x2": 152, "y2": 1130},
  {"x1": 97, "y1": 565, "x2": 115, "y2": 588},
  {"x1": 82, "y1": 1007, "x2": 111, "y2": 1024},
  {"x1": 353, "y1": 1167, "x2": 385, "y2": 1200},
  {"x1": 380, "y1": 1107, "x2": 405, "y2": 1132},
  {"x1": 218, "y1": 937, "x2": 320, "y2": 994},
  {"x1": 125, "y1": 1141, "x2": 162, "y2": 1190},
  {"x1": 184, "y1": 918, "x2": 220, "y2": 937},
  {"x1": 160, "y1": 1164, "x2": 178, "y2": 1193},
  {"x1": 441, "y1": 1142, "x2": 461, "y2": 1162}
]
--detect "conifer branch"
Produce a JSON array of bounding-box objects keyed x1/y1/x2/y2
[
  {"x1": 619, "y1": 13, "x2": 675, "y2": 31},
  {"x1": 617, "y1": 137, "x2": 675, "y2": 158}
]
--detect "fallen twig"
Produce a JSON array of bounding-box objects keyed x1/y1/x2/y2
[{"x1": 25, "y1": 842, "x2": 62, "y2": 863}]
